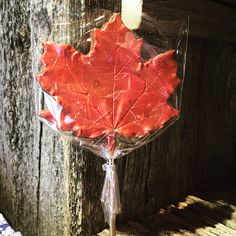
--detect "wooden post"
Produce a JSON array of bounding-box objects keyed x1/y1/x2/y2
[
  {"x1": 31, "y1": 1, "x2": 108, "y2": 235},
  {"x1": 0, "y1": 1, "x2": 39, "y2": 235}
]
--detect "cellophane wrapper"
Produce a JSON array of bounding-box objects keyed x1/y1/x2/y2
[{"x1": 33, "y1": 9, "x2": 188, "y2": 225}]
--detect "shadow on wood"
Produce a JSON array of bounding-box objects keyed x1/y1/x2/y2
[{"x1": 99, "y1": 177, "x2": 236, "y2": 235}]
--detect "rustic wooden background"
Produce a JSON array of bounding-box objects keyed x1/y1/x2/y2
[{"x1": 0, "y1": 0, "x2": 236, "y2": 236}]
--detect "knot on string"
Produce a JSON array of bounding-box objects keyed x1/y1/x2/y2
[
  {"x1": 102, "y1": 159, "x2": 115, "y2": 180},
  {"x1": 101, "y1": 159, "x2": 121, "y2": 224}
]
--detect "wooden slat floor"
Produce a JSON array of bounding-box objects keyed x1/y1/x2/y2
[{"x1": 98, "y1": 179, "x2": 236, "y2": 236}]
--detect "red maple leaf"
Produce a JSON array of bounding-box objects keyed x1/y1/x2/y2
[{"x1": 37, "y1": 14, "x2": 180, "y2": 141}]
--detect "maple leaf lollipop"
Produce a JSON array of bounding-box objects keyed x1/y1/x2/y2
[{"x1": 36, "y1": 14, "x2": 184, "y2": 235}]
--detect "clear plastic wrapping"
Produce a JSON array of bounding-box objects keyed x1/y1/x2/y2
[
  {"x1": 33, "y1": 8, "x2": 188, "y2": 233},
  {"x1": 101, "y1": 159, "x2": 121, "y2": 224}
]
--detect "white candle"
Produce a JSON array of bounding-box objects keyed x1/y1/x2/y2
[{"x1": 121, "y1": 0, "x2": 143, "y2": 29}]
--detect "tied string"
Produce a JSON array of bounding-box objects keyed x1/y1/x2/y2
[{"x1": 101, "y1": 159, "x2": 121, "y2": 224}]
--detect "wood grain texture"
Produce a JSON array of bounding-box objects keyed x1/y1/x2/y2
[
  {"x1": 32, "y1": 1, "x2": 110, "y2": 235},
  {"x1": 99, "y1": 178, "x2": 236, "y2": 235},
  {"x1": 63, "y1": 142, "x2": 106, "y2": 235},
  {"x1": 118, "y1": 38, "x2": 236, "y2": 223},
  {"x1": 31, "y1": 0, "x2": 72, "y2": 235},
  {"x1": 0, "y1": 0, "x2": 236, "y2": 236},
  {"x1": 0, "y1": 1, "x2": 39, "y2": 235}
]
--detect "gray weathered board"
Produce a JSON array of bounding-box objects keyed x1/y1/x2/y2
[{"x1": 0, "y1": 0, "x2": 236, "y2": 236}]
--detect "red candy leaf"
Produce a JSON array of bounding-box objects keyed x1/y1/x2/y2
[{"x1": 37, "y1": 14, "x2": 180, "y2": 139}]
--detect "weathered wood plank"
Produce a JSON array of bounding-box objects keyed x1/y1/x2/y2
[
  {"x1": 31, "y1": 0, "x2": 73, "y2": 235},
  {"x1": 0, "y1": 1, "x2": 39, "y2": 235},
  {"x1": 31, "y1": 1, "x2": 110, "y2": 235},
  {"x1": 96, "y1": 36, "x2": 236, "y2": 233},
  {"x1": 100, "y1": 180, "x2": 236, "y2": 235}
]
